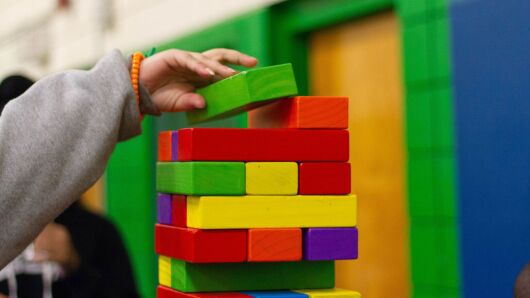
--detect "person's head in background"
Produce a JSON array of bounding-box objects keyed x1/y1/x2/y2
[
  {"x1": 515, "y1": 263, "x2": 530, "y2": 297},
  {"x1": 0, "y1": 75, "x2": 34, "y2": 115}
]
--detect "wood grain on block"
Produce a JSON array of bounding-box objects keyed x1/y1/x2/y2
[
  {"x1": 294, "y1": 289, "x2": 361, "y2": 298},
  {"x1": 248, "y1": 96, "x2": 348, "y2": 129},
  {"x1": 156, "y1": 162, "x2": 245, "y2": 195},
  {"x1": 248, "y1": 228, "x2": 302, "y2": 262},
  {"x1": 158, "y1": 286, "x2": 252, "y2": 298},
  {"x1": 303, "y1": 227, "x2": 358, "y2": 260},
  {"x1": 162, "y1": 258, "x2": 334, "y2": 292},
  {"x1": 159, "y1": 131, "x2": 178, "y2": 161},
  {"x1": 177, "y1": 128, "x2": 349, "y2": 162},
  {"x1": 299, "y1": 163, "x2": 351, "y2": 195},
  {"x1": 187, "y1": 64, "x2": 297, "y2": 124},
  {"x1": 186, "y1": 195, "x2": 357, "y2": 229},
  {"x1": 155, "y1": 224, "x2": 246, "y2": 263},
  {"x1": 246, "y1": 162, "x2": 298, "y2": 195}
]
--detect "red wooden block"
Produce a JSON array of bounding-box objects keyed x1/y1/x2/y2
[
  {"x1": 299, "y1": 162, "x2": 351, "y2": 195},
  {"x1": 155, "y1": 224, "x2": 247, "y2": 263},
  {"x1": 158, "y1": 131, "x2": 178, "y2": 161},
  {"x1": 248, "y1": 96, "x2": 349, "y2": 129},
  {"x1": 171, "y1": 195, "x2": 187, "y2": 227},
  {"x1": 248, "y1": 228, "x2": 302, "y2": 262},
  {"x1": 177, "y1": 128, "x2": 349, "y2": 161},
  {"x1": 157, "y1": 286, "x2": 252, "y2": 298}
]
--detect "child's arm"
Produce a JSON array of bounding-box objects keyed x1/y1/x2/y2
[{"x1": 0, "y1": 48, "x2": 256, "y2": 268}]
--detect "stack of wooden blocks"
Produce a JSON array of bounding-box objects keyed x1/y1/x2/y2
[{"x1": 155, "y1": 64, "x2": 360, "y2": 298}]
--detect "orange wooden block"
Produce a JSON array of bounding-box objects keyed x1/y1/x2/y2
[
  {"x1": 158, "y1": 131, "x2": 178, "y2": 161},
  {"x1": 248, "y1": 96, "x2": 348, "y2": 129},
  {"x1": 248, "y1": 228, "x2": 302, "y2": 262}
]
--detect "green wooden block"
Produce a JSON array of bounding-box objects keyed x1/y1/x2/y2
[
  {"x1": 186, "y1": 64, "x2": 298, "y2": 124},
  {"x1": 402, "y1": 22, "x2": 430, "y2": 84},
  {"x1": 408, "y1": 154, "x2": 436, "y2": 218},
  {"x1": 431, "y1": 87, "x2": 455, "y2": 149},
  {"x1": 406, "y1": 90, "x2": 434, "y2": 149},
  {"x1": 156, "y1": 162, "x2": 245, "y2": 195},
  {"x1": 166, "y1": 258, "x2": 334, "y2": 292}
]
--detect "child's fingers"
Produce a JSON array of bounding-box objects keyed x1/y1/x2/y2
[
  {"x1": 192, "y1": 53, "x2": 237, "y2": 77},
  {"x1": 203, "y1": 48, "x2": 258, "y2": 67},
  {"x1": 171, "y1": 51, "x2": 214, "y2": 78},
  {"x1": 168, "y1": 93, "x2": 205, "y2": 112}
]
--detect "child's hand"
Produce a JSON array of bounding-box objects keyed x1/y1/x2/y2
[
  {"x1": 140, "y1": 48, "x2": 258, "y2": 112},
  {"x1": 33, "y1": 223, "x2": 80, "y2": 273}
]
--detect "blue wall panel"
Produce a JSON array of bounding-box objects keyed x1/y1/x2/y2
[{"x1": 450, "y1": 0, "x2": 530, "y2": 296}]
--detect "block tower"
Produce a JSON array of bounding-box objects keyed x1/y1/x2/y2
[{"x1": 155, "y1": 64, "x2": 360, "y2": 298}]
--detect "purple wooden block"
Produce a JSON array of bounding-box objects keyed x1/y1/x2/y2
[
  {"x1": 171, "y1": 131, "x2": 179, "y2": 161},
  {"x1": 157, "y1": 193, "x2": 172, "y2": 224},
  {"x1": 303, "y1": 227, "x2": 358, "y2": 260}
]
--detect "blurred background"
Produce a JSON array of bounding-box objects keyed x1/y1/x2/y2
[{"x1": 0, "y1": 0, "x2": 528, "y2": 298}]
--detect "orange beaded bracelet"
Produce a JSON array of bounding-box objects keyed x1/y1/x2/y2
[{"x1": 131, "y1": 51, "x2": 144, "y2": 120}]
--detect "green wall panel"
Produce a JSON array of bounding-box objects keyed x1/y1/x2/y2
[
  {"x1": 409, "y1": 218, "x2": 460, "y2": 293},
  {"x1": 432, "y1": 155, "x2": 458, "y2": 219},
  {"x1": 431, "y1": 87, "x2": 455, "y2": 149},
  {"x1": 429, "y1": 0, "x2": 448, "y2": 13},
  {"x1": 106, "y1": 118, "x2": 156, "y2": 298},
  {"x1": 440, "y1": 221, "x2": 461, "y2": 289},
  {"x1": 402, "y1": 22, "x2": 430, "y2": 85},
  {"x1": 399, "y1": 0, "x2": 461, "y2": 296},
  {"x1": 430, "y1": 15, "x2": 452, "y2": 80},
  {"x1": 406, "y1": 90, "x2": 434, "y2": 149},
  {"x1": 409, "y1": 221, "x2": 439, "y2": 285},
  {"x1": 408, "y1": 154, "x2": 436, "y2": 218},
  {"x1": 414, "y1": 285, "x2": 460, "y2": 298},
  {"x1": 398, "y1": 0, "x2": 428, "y2": 18}
]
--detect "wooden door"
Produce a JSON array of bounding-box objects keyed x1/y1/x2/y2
[
  {"x1": 310, "y1": 11, "x2": 410, "y2": 298},
  {"x1": 81, "y1": 178, "x2": 104, "y2": 213}
]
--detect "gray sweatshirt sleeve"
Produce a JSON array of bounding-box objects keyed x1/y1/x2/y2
[{"x1": 0, "y1": 49, "x2": 148, "y2": 268}]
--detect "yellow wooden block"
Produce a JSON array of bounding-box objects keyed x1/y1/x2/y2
[
  {"x1": 159, "y1": 256, "x2": 171, "y2": 287},
  {"x1": 187, "y1": 195, "x2": 357, "y2": 229},
  {"x1": 295, "y1": 288, "x2": 362, "y2": 298},
  {"x1": 246, "y1": 162, "x2": 298, "y2": 195}
]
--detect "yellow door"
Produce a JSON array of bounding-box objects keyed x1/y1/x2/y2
[
  {"x1": 81, "y1": 177, "x2": 105, "y2": 213},
  {"x1": 310, "y1": 11, "x2": 409, "y2": 298}
]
